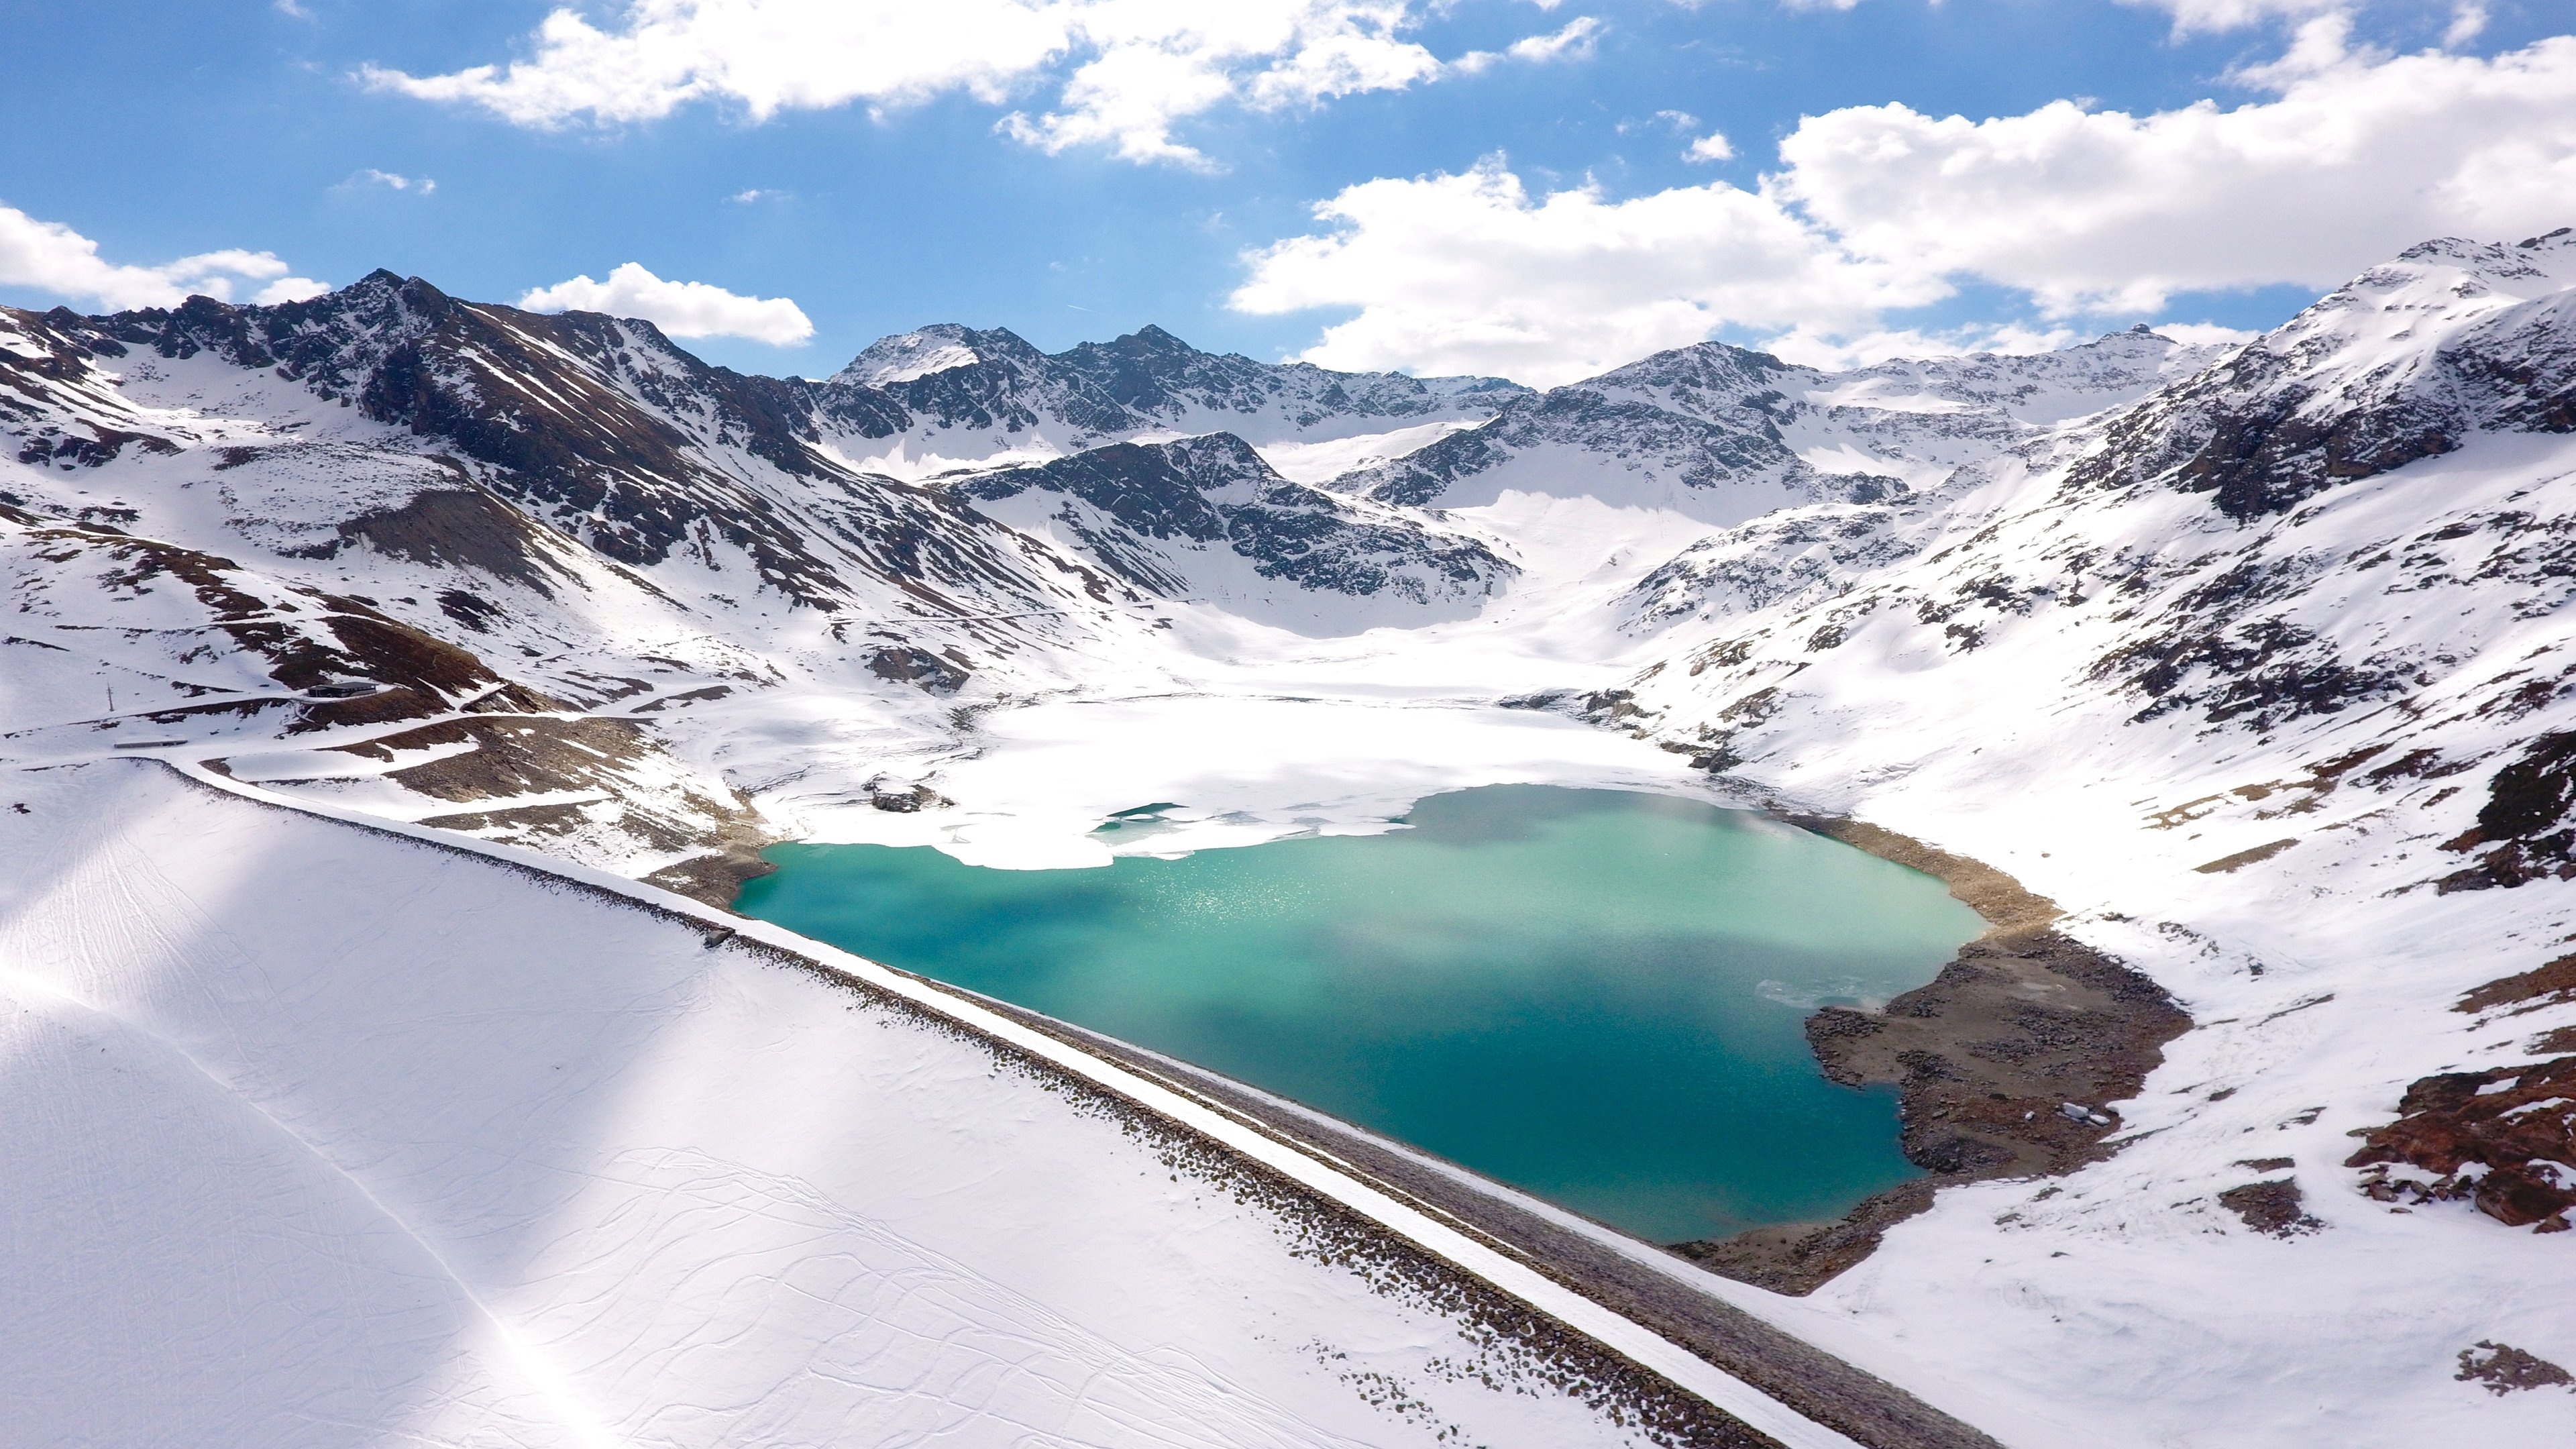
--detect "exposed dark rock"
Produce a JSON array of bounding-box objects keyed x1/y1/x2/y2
[
  {"x1": 820, "y1": 321, "x2": 1521, "y2": 448},
  {"x1": 1355, "y1": 341, "x2": 1807, "y2": 508},
  {"x1": 1675, "y1": 820, "x2": 2190, "y2": 1293},
  {"x1": 2216, "y1": 1179, "x2": 2324, "y2": 1236},
  {"x1": 959, "y1": 433, "x2": 1508, "y2": 602},
  {"x1": 864, "y1": 778, "x2": 952, "y2": 813},
  {"x1": 2348, "y1": 1056, "x2": 2576, "y2": 1230},
  {"x1": 867, "y1": 645, "x2": 970, "y2": 694},
  {"x1": 2456, "y1": 953, "x2": 2576, "y2": 1016},
  {"x1": 2457, "y1": 1340, "x2": 2575, "y2": 1396},
  {"x1": 337, "y1": 485, "x2": 578, "y2": 596},
  {"x1": 2436, "y1": 731, "x2": 2576, "y2": 890},
  {"x1": 2070, "y1": 235, "x2": 2576, "y2": 521},
  {"x1": 1050, "y1": 322, "x2": 1526, "y2": 430}
]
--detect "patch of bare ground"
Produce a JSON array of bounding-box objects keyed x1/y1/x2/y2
[
  {"x1": 1672, "y1": 817, "x2": 2192, "y2": 1295},
  {"x1": 327, "y1": 713, "x2": 774, "y2": 907},
  {"x1": 2457, "y1": 1340, "x2": 2575, "y2": 1396},
  {"x1": 2346, "y1": 1055, "x2": 2576, "y2": 1230},
  {"x1": 2215, "y1": 1178, "x2": 2324, "y2": 1236}
]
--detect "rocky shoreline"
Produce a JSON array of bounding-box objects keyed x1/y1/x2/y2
[{"x1": 1674, "y1": 818, "x2": 2194, "y2": 1294}]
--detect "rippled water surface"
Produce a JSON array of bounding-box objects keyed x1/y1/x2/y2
[{"x1": 737, "y1": 785, "x2": 1983, "y2": 1242}]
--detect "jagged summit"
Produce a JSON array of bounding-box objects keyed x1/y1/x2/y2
[{"x1": 832, "y1": 322, "x2": 1035, "y2": 388}]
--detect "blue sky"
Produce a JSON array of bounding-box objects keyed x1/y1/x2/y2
[{"x1": 2, "y1": 1, "x2": 2569, "y2": 383}]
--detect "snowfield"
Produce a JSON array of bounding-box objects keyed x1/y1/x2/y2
[
  {"x1": 8, "y1": 232, "x2": 2576, "y2": 1444},
  {"x1": 2, "y1": 760, "x2": 1851, "y2": 1448}
]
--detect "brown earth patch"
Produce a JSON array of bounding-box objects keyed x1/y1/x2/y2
[
  {"x1": 1674, "y1": 817, "x2": 2192, "y2": 1294},
  {"x1": 2194, "y1": 838, "x2": 2299, "y2": 874},
  {"x1": 2457, "y1": 1340, "x2": 2575, "y2": 1396},
  {"x1": 2216, "y1": 1178, "x2": 2323, "y2": 1236},
  {"x1": 337, "y1": 485, "x2": 576, "y2": 596},
  {"x1": 2456, "y1": 953, "x2": 2576, "y2": 1016},
  {"x1": 2347, "y1": 1056, "x2": 2576, "y2": 1230},
  {"x1": 325, "y1": 713, "x2": 773, "y2": 908}
]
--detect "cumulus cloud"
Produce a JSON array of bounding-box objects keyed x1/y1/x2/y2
[
  {"x1": 1237, "y1": 25, "x2": 2576, "y2": 381},
  {"x1": 1778, "y1": 20, "x2": 2576, "y2": 315},
  {"x1": 1452, "y1": 15, "x2": 1605, "y2": 73},
  {"x1": 519, "y1": 262, "x2": 815, "y2": 345},
  {"x1": 347, "y1": 168, "x2": 437, "y2": 195},
  {"x1": 1684, "y1": 131, "x2": 1733, "y2": 162},
  {"x1": 364, "y1": 0, "x2": 1585, "y2": 167},
  {"x1": 0, "y1": 201, "x2": 323, "y2": 311},
  {"x1": 2149, "y1": 321, "x2": 2264, "y2": 348},
  {"x1": 2115, "y1": 0, "x2": 2347, "y2": 35},
  {"x1": 1230, "y1": 160, "x2": 1934, "y2": 385}
]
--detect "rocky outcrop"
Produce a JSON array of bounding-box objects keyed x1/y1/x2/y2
[
  {"x1": 957, "y1": 432, "x2": 1510, "y2": 606},
  {"x1": 2071, "y1": 233, "x2": 2576, "y2": 521},
  {"x1": 2347, "y1": 1057, "x2": 2576, "y2": 1230},
  {"x1": 2438, "y1": 731, "x2": 2576, "y2": 891},
  {"x1": 1674, "y1": 822, "x2": 2192, "y2": 1294},
  {"x1": 818, "y1": 321, "x2": 1523, "y2": 449}
]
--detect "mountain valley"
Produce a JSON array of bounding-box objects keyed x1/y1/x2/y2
[{"x1": 9, "y1": 232, "x2": 2576, "y2": 1446}]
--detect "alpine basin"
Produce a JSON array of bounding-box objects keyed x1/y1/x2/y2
[{"x1": 736, "y1": 785, "x2": 1982, "y2": 1244}]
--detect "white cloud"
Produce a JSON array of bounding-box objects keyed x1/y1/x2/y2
[
  {"x1": 2444, "y1": 1, "x2": 2489, "y2": 48},
  {"x1": 1454, "y1": 15, "x2": 1605, "y2": 72},
  {"x1": 1777, "y1": 20, "x2": 2576, "y2": 315},
  {"x1": 363, "y1": 0, "x2": 1576, "y2": 168},
  {"x1": 1238, "y1": 25, "x2": 2576, "y2": 382},
  {"x1": 2115, "y1": 0, "x2": 2346, "y2": 35},
  {"x1": 1230, "y1": 158, "x2": 1933, "y2": 386},
  {"x1": 2149, "y1": 321, "x2": 2263, "y2": 348},
  {"x1": 1759, "y1": 321, "x2": 2082, "y2": 372},
  {"x1": 351, "y1": 168, "x2": 436, "y2": 195},
  {"x1": 518, "y1": 262, "x2": 815, "y2": 345},
  {"x1": 254, "y1": 276, "x2": 331, "y2": 305},
  {"x1": 0, "y1": 202, "x2": 320, "y2": 311},
  {"x1": 1684, "y1": 131, "x2": 1733, "y2": 162}
]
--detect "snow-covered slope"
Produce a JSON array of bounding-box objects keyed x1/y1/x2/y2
[
  {"x1": 957, "y1": 432, "x2": 1509, "y2": 630},
  {"x1": 1346, "y1": 327, "x2": 2224, "y2": 522},
  {"x1": 0, "y1": 283, "x2": 1521, "y2": 885},
  {"x1": 1564, "y1": 229, "x2": 2576, "y2": 1443},
  {"x1": 11, "y1": 233, "x2": 2576, "y2": 1445},
  {"x1": 818, "y1": 321, "x2": 1525, "y2": 478},
  {"x1": 0, "y1": 760, "x2": 1773, "y2": 1448}
]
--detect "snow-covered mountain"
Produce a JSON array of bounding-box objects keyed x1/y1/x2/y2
[
  {"x1": 0, "y1": 280, "x2": 1525, "y2": 885},
  {"x1": 1346, "y1": 324, "x2": 2224, "y2": 521},
  {"x1": 818, "y1": 318, "x2": 1524, "y2": 477},
  {"x1": 10, "y1": 232, "x2": 2576, "y2": 1446},
  {"x1": 957, "y1": 431, "x2": 1509, "y2": 627}
]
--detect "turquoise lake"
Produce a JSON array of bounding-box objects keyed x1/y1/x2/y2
[{"x1": 735, "y1": 785, "x2": 1984, "y2": 1244}]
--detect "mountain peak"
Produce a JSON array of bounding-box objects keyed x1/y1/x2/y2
[
  {"x1": 1110, "y1": 323, "x2": 1193, "y2": 354},
  {"x1": 835, "y1": 325, "x2": 989, "y2": 387}
]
